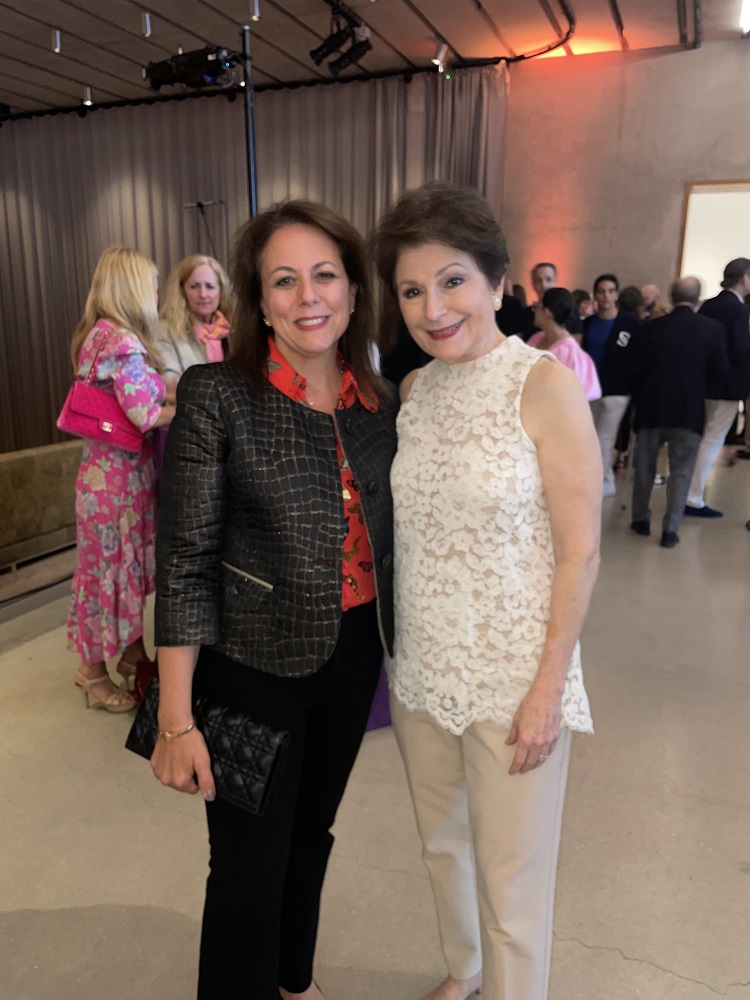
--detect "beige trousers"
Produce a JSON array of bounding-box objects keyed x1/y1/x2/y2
[
  {"x1": 686, "y1": 399, "x2": 739, "y2": 507},
  {"x1": 391, "y1": 697, "x2": 571, "y2": 1000},
  {"x1": 589, "y1": 394, "x2": 631, "y2": 495}
]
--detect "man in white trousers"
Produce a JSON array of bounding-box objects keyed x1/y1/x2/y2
[{"x1": 684, "y1": 258, "x2": 750, "y2": 519}]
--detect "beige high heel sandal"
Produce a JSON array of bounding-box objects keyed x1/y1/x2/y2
[
  {"x1": 115, "y1": 658, "x2": 137, "y2": 691},
  {"x1": 74, "y1": 669, "x2": 135, "y2": 713}
]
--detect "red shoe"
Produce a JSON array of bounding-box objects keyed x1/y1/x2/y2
[{"x1": 132, "y1": 658, "x2": 158, "y2": 705}]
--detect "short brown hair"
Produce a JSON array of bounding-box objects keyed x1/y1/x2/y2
[
  {"x1": 230, "y1": 201, "x2": 384, "y2": 398},
  {"x1": 370, "y1": 182, "x2": 509, "y2": 352},
  {"x1": 721, "y1": 257, "x2": 750, "y2": 289}
]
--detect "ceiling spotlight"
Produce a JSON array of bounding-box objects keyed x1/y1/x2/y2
[
  {"x1": 52, "y1": 28, "x2": 62, "y2": 53},
  {"x1": 310, "y1": 24, "x2": 354, "y2": 65},
  {"x1": 742, "y1": 0, "x2": 750, "y2": 35},
  {"x1": 83, "y1": 86, "x2": 92, "y2": 106},
  {"x1": 329, "y1": 37, "x2": 372, "y2": 76},
  {"x1": 250, "y1": 0, "x2": 260, "y2": 21},
  {"x1": 431, "y1": 42, "x2": 448, "y2": 67},
  {"x1": 141, "y1": 12, "x2": 151, "y2": 38}
]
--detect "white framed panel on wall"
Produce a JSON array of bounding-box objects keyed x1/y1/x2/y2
[{"x1": 679, "y1": 181, "x2": 750, "y2": 297}]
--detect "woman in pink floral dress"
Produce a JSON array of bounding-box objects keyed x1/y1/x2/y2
[{"x1": 67, "y1": 247, "x2": 175, "y2": 712}]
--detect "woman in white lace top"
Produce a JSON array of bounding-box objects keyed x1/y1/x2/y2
[{"x1": 372, "y1": 183, "x2": 602, "y2": 1000}]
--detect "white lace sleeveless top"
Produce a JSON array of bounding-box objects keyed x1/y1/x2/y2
[{"x1": 389, "y1": 336, "x2": 594, "y2": 737}]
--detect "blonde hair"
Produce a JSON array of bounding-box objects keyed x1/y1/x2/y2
[
  {"x1": 70, "y1": 247, "x2": 161, "y2": 370},
  {"x1": 159, "y1": 254, "x2": 237, "y2": 342},
  {"x1": 649, "y1": 302, "x2": 672, "y2": 319}
]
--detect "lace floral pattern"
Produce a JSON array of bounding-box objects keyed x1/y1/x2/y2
[{"x1": 389, "y1": 337, "x2": 594, "y2": 737}]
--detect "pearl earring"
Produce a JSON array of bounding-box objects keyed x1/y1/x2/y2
[
  {"x1": 492, "y1": 295, "x2": 502, "y2": 311},
  {"x1": 262, "y1": 316, "x2": 271, "y2": 327}
]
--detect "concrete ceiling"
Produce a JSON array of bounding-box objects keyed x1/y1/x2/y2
[{"x1": 0, "y1": 0, "x2": 741, "y2": 116}]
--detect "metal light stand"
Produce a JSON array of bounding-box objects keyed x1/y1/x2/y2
[
  {"x1": 183, "y1": 199, "x2": 224, "y2": 258},
  {"x1": 241, "y1": 25, "x2": 259, "y2": 218}
]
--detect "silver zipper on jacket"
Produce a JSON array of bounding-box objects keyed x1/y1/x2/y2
[{"x1": 221, "y1": 561, "x2": 274, "y2": 591}]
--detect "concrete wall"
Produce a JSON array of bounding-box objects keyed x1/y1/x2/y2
[{"x1": 502, "y1": 41, "x2": 750, "y2": 299}]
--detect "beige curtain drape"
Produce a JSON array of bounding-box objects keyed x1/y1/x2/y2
[{"x1": 0, "y1": 65, "x2": 508, "y2": 452}]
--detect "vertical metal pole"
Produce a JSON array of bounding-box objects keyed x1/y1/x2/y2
[{"x1": 241, "y1": 25, "x2": 259, "y2": 217}]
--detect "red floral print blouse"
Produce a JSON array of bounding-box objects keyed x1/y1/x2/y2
[{"x1": 265, "y1": 337, "x2": 378, "y2": 610}]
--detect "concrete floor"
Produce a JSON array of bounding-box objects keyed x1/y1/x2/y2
[{"x1": 1, "y1": 462, "x2": 749, "y2": 1000}]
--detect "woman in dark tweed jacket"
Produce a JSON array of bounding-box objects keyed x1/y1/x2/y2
[{"x1": 150, "y1": 201, "x2": 398, "y2": 1000}]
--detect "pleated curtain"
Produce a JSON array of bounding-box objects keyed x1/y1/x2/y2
[{"x1": 0, "y1": 65, "x2": 508, "y2": 452}]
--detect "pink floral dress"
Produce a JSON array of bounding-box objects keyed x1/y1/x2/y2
[{"x1": 67, "y1": 322, "x2": 165, "y2": 666}]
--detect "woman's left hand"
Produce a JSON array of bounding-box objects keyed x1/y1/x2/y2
[{"x1": 505, "y1": 685, "x2": 562, "y2": 775}]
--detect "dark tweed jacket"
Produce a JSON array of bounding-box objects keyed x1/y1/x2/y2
[{"x1": 155, "y1": 362, "x2": 398, "y2": 678}]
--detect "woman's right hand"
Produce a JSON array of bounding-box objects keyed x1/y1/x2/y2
[
  {"x1": 150, "y1": 728, "x2": 216, "y2": 802},
  {"x1": 162, "y1": 373, "x2": 179, "y2": 406},
  {"x1": 153, "y1": 403, "x2": 176, "y2": 428}
]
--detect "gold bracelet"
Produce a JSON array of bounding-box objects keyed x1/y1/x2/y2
[{"x1": 158, "y1": 719, "x2": 196, "y2": 742}]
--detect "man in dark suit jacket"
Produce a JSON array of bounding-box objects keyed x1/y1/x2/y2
[
  {"x1": 630, "y1": 278, "x2": 728, "y2": 548},
  {"x1": 496, "y1": 291, "x2": 526, "y2": 337},
  {"x1": 380, "y1": 318, "x2": 431, "y2": 387},
  {"x1": 519, "y1": 262, "x2": 583, "y2": 340},
  {"x1": 582, "y1": 273, "x2": 642, "y2": 496},
  {"x1": 684, "y1": 257, "x2": 750, "y2": 518}
]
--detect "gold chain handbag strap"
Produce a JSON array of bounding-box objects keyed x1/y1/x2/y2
[{"x1": 81, "y1": 320, "x2": 116, "y2": 386}]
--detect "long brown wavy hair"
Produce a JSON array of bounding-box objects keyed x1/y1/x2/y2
[{"x1": 229, "y1": 200, "x2": 386, "y2": 399}]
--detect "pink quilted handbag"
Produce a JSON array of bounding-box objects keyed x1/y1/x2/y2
[{"x1": 57, "y1": 329, "x2": 144, "y2": 452}]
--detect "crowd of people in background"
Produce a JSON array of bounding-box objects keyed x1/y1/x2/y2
[{"x1": 498, "y1": 258, "x2": 750, "y2": 547}]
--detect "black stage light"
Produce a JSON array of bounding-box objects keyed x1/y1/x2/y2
[
  {"x1": 329, "y1": 38, "x2": 372, "y2": 76},
  {"x1": 143, "y1": 46, "x2": 234, "y2": 91},
  {"x1": 310, "y1": 25, "x2": 353, "y2": 65}
]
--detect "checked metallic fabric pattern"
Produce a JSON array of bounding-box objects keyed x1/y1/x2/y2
[{"x1": 155, "y1": 362, "x2": 398, "y2": 678}]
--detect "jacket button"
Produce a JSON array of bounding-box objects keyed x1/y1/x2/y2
[
  {"x1": 380, "y1": 553, "x2": 392, "y2": 569},
  {"x1": 367, "y1": 481, "x2": 380, "y2": 496},
  {"x1": 344, "y1": 417, "x2": 355, "y2": 433}
]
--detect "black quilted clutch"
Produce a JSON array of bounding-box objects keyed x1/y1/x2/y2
[{"x1": 125, "y1": 677, "x2": 290, "y2": 815}]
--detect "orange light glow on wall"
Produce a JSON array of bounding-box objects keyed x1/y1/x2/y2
[
  {"x1": 537, "y1": 47, "x2": 567, "y2": 59},
  {"x1": 568, "y1": 36, "x2": 622, "y2": 56},
  {"x1": 537, "y1": 35, "x2": 623, "y2": 59}
]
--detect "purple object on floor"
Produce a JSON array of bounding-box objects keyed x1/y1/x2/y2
[{"x1": 366, "y1": 663, "x2": 391, "y2": 731}]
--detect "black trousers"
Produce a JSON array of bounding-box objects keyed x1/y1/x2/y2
[{"x1": 194, "y1": 601, "x2": 382, "y2": 1000}]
